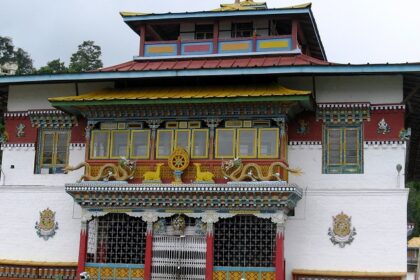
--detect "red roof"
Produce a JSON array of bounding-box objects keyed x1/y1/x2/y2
[{"x1": 98, "y1": 54, "x2": 333, "y2": 72}]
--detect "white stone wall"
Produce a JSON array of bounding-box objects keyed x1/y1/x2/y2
[
  {"x1": 1, "y1": 146, "x2": 85, "y2": 186},
  {"x1": 8, "y1": 82, "x2": 114, "y2": 111},
  {"x1": 285, "y1": 188, "x2": 408, "y2": 278},
  {"x1": 288, "y1": 143, "x2": 406, "y2": 189},
  {"x1": 0, "y1": 185, "x2": 82, "y2": 262}
]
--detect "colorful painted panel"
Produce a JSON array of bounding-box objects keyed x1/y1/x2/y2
[
  {"x1": 182, "y1": 42, "x2": 214, "y2": 55},
  {"x1": 85, "y1": 263, "x2": 144, "y2": 280},
  {"x1": 256, "y1": 38, "x2": 292, "y2": 52},
  {"x1": 213, "y1": 267, "x2": 275, "y2": 280},
  {"x1": 144, "y1": 43, "x2": 177, "y2": 57},
  {"x1": 218, "y1": 40, "x2": 252, "y2": 54}
]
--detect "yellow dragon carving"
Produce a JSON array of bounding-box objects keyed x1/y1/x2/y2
[
  {"x1": 221, "y1": 158, "x2": 301, "y2": 182},
  {"x1": 64, "y1": 157, "x2": 136, "y2": 182}
]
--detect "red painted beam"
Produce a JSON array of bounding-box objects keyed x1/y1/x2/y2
[
  {"x1": 205, "y1": 231, "x2": 214, "y2": 280},
  {"x1": 213, "y1": 21, "x2": 219, "y2": 54},
  {"x1": 291, "y1": 20, "x2": 298, "y2": 50},
  {"x1": 275, "y1": 231, "x2": 285, "y2": 280},
  {"x1": 140, "y1": 25, "x2": 146, "y2": 57},
  {"x1": 76, "y1": 222, "x2": 88, "y2": 280},
  {"x1": 144, "y1": 231, "x2": 153, "y2": 280}
]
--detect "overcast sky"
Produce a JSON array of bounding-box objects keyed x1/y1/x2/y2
[{"x1": 1, "y1": 0, "x2": 420, "y2": 68}]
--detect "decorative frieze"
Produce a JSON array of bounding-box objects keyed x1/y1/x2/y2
[
  {"x1": 27, "y1": 109, "x2": 77, "y2": 128},
  {"x1": 371, "y1": 104, "x2": 405, "y2": 111},
  {"x1": 4, "y1": 111, "x2": 29, "y2": 118},
  {"x1": 0, "y1": 263, "x2": 76, "y2": 280},
  {"x1": 317, "y1": 103, "x2": 370, "y2": 123}
]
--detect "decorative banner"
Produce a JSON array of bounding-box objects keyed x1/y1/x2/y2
[
  {"x1": 328, "y1": 212, "x2": 356, "y2": 248},
  {"x1": 35, "y1": 208, "x2": 59, "y2": 240}
]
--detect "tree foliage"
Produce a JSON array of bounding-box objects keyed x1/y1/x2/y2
[
  {"x1": 69, "y1": 40, "x2": 103, "y2": 72},
  {"x1": 37, "y1": 59, "x2": 67, "y2": 74},
  {"x1": 0, "y1": 36, "x2": 34, "y2": 75},
  {"x1": 408, "y1": 181, "x2": 420, "y2": 237}
]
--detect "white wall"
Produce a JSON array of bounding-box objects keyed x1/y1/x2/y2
[
  {"x1": 8, "y1": 82, "x2": 114, "y2": 111},
  {"x1": 285, "y1": 188, "x2": 408, "y2": 278},
  {"x1": 288, "y1": 143, "x2": 406, "y2": 189},
  {"x1": 277, "y1": 75, "x2": 403, "y2": 104},
  {"x1": 0, "y1": 185, "x2": 82, "y2": 262},
  {"x1": 1, "y1": 146, "x2": 85, "y2": 186}
]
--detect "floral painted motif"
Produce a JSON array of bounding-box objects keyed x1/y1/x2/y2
[
  {"x1": 377, "y1": 118, "x2": 391, "y2": 134},
  {"x1": 35, "y1": 208, "x2": 59, "y2": 240},
  {"x1": 328, "y1": 211, "x2": 356, "y2": 248},
  {"x1": 296, "y1": 119, "x2": 309, "y2": 135},
  {"x1": 16, "y1": 123, "x2": 25, "y2": 138}
]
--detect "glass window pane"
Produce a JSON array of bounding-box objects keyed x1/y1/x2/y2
[
  {"x1": 42, "y1": 133, "x2": 54, "y2": 164},
  {"x1": 238, "y1": 129, "x2": 256, "y2": 157},
  {"x1": 259, "y1": 129, "x2": 278, "y2": 158},
  {"x1": 328, "y1": 129, "x2": 341, "y2": 164},
  {"x1": 345, "y1": 129, "x2": 358, "y2": 164},
  {"x1": 92, "y1": 131, "x2": 109, "y2": 158},
  {"x1": 157, "y1": 130, "x2": 173, "y2": 158},
  {"x1": 175, "y1": 130, "x2": 190, "y2": 151},
  {"x1": 216, "y1": 129, "x2": 235, "y2": 158},
  {"x1": 131, "y1": 131, "x2": 150, "y2": 158},
  {"x1": 192, "y1": 130, "x2": 208, "y2": 158},
  {"x1": 111, "y1": 131, "x2": 129, "y2": 158},
  {"x1": 56, "y1": 132, "x2": 69, "y2": 165}
]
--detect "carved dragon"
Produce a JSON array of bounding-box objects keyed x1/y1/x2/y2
[
  {"x1": 64, "y1": 157, "x2": 136, "y2": 182},
  {"x1": 221, "y1": 158, "x2": 301, "y2": 182}
]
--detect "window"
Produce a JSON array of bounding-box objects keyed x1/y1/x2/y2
[
  {"x1": 215, "y1": 127, "x2": 279, "y2": 159},
  {"x1": 323, "y1": 125, "x2": 363, "y2": 174},
  {"x1": 110, "y1": 130, "x2": 129, "y2": 158},
  {"x1": 130, "y1": 130, "x2": 150, "y2": 159},
  {"x1": 38, "y1": 130, "x2": 70, "y2": 174},
  {"x1": 231, "y1": 22, "x2": 253, "y2": 38},
  {"x1": 157, "y1": 128, "x2": 209, "y2": 159},
  {"x1": 91, "y1": 131, "x2": 110, "y2": 159},
  {"x1": 195, "y1": 24, "x2": 214, "y2": 39}
]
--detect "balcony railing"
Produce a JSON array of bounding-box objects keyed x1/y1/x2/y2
[{"x1": 143, "y1": 35, "x2": 294, "y2": 57}]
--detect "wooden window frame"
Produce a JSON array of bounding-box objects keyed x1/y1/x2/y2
[
  {"x1": 129, "y1": 130, "x2": 151, "y2": 159},
  {"x1": 237, "y1": 128, "x2": 257, "y2": 158},
  {"x1": 38, "y1": 129, "x2": 70, "y2": 174},
  {"x1": 323, "y1": 124, "x2": 363, "y2": 174},
  {"x1": 156, "y1": 129, "x2": 174, "y2": 159},
  {"x1": 258, "y1": 128, "x2": 279, "y2": 158},
  {"x1": 110, "y1": 130, "x2": 130, "y2": 159},
  {"x1": 175, "y1": 129, "x2": 191, "y2": 152},
  {"x1": 191, "y1": 129, "x2": 209, "y2": 159},
  {"x1": 90, "y1": 130, "x2": 111, "y2": 159},
  {"x1": 215, "y1": 128, "x2": 236, "y2": 158}
]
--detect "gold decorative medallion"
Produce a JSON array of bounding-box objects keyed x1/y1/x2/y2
[
  {"x1": 171, "y1": 215, "x2": 186, "y2": 235},
  {"x1": 35, "y1": 208, "x2": 59, "y2": 240},
  {"x1": 168, "y1": 147, "x2": 190, "y2": 171},
  {"x1": 328, "y1": 212, "x2": 356, "y2": 248}
]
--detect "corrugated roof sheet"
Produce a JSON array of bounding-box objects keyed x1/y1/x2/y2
[
  {"x1": 49, "y1": 84, "x2": 311, "y2": 103},
  {"x1": 98, "y1": 54, "x2": 332, "y2": 73}
]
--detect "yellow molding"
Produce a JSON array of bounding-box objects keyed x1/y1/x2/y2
[
  {"x1": 292, "y1": 269, "x2": 406, "y2": 277},
  {"x1": 0, "y1": 259, "x2": 77, "y2": 267}
]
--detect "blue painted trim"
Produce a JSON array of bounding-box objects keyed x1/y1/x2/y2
[
  {"x1": 85, "y1": 263, "x2": 145, "y2": 269},
  {"x1": 213, "y1": 266, "x2": 275, "y2": 272},
  {"x1": 122, "y1": 8, "x2": 311, "y2": 22},
  {"x1": 2, "y1": 63, "x2": 420, "y2": 85}
]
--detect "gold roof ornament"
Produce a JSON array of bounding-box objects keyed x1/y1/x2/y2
[{"x1": 213, "y1": 0, "x2": 268, "y2": 11}]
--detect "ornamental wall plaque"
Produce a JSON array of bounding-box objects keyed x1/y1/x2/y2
[
  {"x1": 328, "y1": 211, "x2": 356, "y2": 248},
  {"x1": 377, "y1": 118, "x2": 391, "y2": 134},
  {"x1": 35, "y1": 208, "x2": 59, "y2": 240}
]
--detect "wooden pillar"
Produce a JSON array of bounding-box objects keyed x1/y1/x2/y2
[
  {"x1": 142, "y1": 213, "x2": 158, "y2": 280},
  {"x1": 76, "y1": 218, "x2": 88, "y2": 280},
  {"x1": 291, "y1": 20, "x2": 298, "y2": 50},
  {"x1": 140, "y1": 25, "x2": 146, "y2": 57},
  {"x1": 205, "y1": 119, "x2": 221, "y2": 160},
  {"x1": 274, "y1": 213, "x2": 286, "y2": 280},
  {"x1": 213, "y1": 21, "x2": 219, "y2": 54},
  {"x1": 205, "y1": 222, "x2": 214, "y2": 280},
  {"x1": 147, "y1": 120, "x2": 162, "y2": 161},
  {"x1": 84, "y1": 124, "x2": 93, "y2": 162}
]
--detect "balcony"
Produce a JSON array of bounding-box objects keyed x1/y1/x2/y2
[{"x1": 141, "y1": 35, "x2": 294, "y2": 58}]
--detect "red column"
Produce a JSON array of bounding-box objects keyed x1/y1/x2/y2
[
  {"x1": 205, "y1": 223, "x2": 214, "y2": 280},
  {"x1": 76, "y1": 219, "x2": 88, "y2": 279},
  {"x1": 144, "y1": 222, "x2": 153, "y2": 280},
  {"x1": 275, "y1": 224, "x2": 285, "y2": 280}
]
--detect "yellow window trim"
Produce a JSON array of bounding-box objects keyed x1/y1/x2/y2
[
  {"x1": 258, "y1": 128, "x2": 279, "y2": 158},
  {"x1": 175, "y1": 129, "x2": 191, "y2": 153},
  {"x1": 40, "y1": 130, "x2": 70, "y2": 167},
  {"x1": 191, "y1": 129, "x2": 209, "y2": 159},
  {"x1": 156, "y1": 129, "x2": 174, "y2": 159},
  {"x1": 237, "y1": 128, "x2": 257, "y2": 158},
  {"x1": 215, "y1": 128, "x2": 236, "y2": 158},
  {"x1": 90, "y1": 130, "x2": 110, "y2": 159},
  {"x1": 129, "y1": 130, "x2": 151, "y2": 159},
  {"x1": 110, "y1": 130, "x2": 130, "y2": 159}
]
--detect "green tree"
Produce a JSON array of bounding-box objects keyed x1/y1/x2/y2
[
  {"x1": 15, "y1": 48, "x2": 34, "y2": 75},
  {"x1": 69, "y1": 40, "x2": 103, "y2": 72},
  {"x1": 37, "y1": 59, "x2": 67, "y2": 74},
  {"x1": 0, "y1": 36, "x2": 34, "y2": 75},
  {"x1": 0, "y1": 37, "x2": 15, "y2": 64}
]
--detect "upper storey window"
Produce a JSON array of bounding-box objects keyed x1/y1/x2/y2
[
  {"x1": 37, "y1": 130, "x2": 70, "y2": 174},
  {"x1": 231, "y1": 22, "x2": 253, "y2": 38},
  {"x1": 195, "y1": 24, "x2": 214, "y2": 39},
  {"x1": 323, "y1": 124, "x2": 363, "y2": 174}
]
